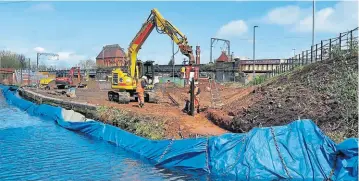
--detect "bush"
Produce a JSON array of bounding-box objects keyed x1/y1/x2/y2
[{"x1": 248, "y1": 75, "x2": 267, "y2": 85}]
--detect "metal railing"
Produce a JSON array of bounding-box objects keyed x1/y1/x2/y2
[{"x1": 254, "y1": 27, "x2": 358, "y2": 84}]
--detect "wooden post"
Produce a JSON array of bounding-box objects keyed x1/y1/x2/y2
[
  {"x1": 190, "y1": 77, "x2": 195, "y2": 116},
  {"x1": 320, "y1": 40, "x2": 323, "y2": 61}
]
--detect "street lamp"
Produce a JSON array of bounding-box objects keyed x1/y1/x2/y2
[
  {"x1": 253, "y1": 25, "x2": 259, "y2": 78},
  {"x1": 312, "y1": 0, "x2": 315, "y2": 46}
]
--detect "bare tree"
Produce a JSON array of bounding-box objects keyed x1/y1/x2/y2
[
  {"x1": 168, "y1": 58, "x2": 174, "y2": 65},
  {"x1": 0, "y1": 50, "x2": 22, "y2": 68},
  {"x1": 79, "y1": 59, "x2": 96, "y2": 69},
  {"x1": 18, "y1": 54, "x2": 26, "y2": 84}
]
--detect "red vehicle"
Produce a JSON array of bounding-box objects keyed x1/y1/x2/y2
[{"x1": 55, "y1": 67, "x2": 81, "y2": 89}]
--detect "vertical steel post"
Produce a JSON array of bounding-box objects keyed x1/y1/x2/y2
[
  {"x1": 253, "y1": 26, "x2": 258, "y2": 79},
  {"x1": 190, "y1": 78, "x2": 195, "y2": 116},
  {"x1": 302, "y1": 51, "x2": 304, "y2": 65},
  {"x1": 315, "y1": 44, "x2": 318, "y2": 62},
  {"x1": 320, "y1": 40, "x2": 323, "y2": 61},
  {"x1": 172, "y1": 40, "x2": 175, "y2": 82},
  {"x1": 210, "y1": 38, "x2": 213, "y2": 63},
  {"x1": 306, "y1": 50, "x2": 308, "y2": 64},
  {"x1": 339, "y1": 33, "x2": 342, "y2": 50},
  {"x1": 350, "y1": 30, "x2": 353, "y2": 51},
  {"x1": 329, "y1": 38, "x2": 332, "y2": 59},
  {"x1": 312, "y1": 0, "x2": 315, "y2": 47},
  {"x1": 311, "y1": 46, "x2": 313, "y2": 63},
  {"x1": 36, "y1": 53, "x2": 39, "y2": 70},
  {"x1": 286, "y1": 59, "x2": 289, "y2": 72}
]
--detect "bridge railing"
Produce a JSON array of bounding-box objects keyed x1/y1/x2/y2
[{"x1": 255, "y1": 27, "x2": 358, "y2": 84}]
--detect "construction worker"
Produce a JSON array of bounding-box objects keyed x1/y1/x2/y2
[
  {"x1": 193, "y1": 84, "x2": 200, "y2": 113},
  {"x1": 136, "y1": 76, "x2": 148, "y2": 108},
  {"x1": 180, "y1": 66, "x2": 186, "y2": 78},
  {"x1": 182, "y1": 84, "x2": 201, "y2": 113}
]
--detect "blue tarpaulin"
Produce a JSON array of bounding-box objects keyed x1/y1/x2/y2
[{"x1": 1, "y1": 85, "x2": 357, "y2": 180}]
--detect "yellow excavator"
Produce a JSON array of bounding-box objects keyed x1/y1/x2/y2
[{"x1": 108, "y1": 8, "x2": 195, "y2": 104}]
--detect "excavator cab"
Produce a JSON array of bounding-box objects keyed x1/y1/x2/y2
[
  {"x1": 137, "y1": 60, "x2": 155, "y2": 89},
  {"x1": 143, "y1": 60, "x2": 155, "y2": 84}
]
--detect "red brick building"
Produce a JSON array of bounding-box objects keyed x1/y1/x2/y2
[
  {"x1": 96, "y1": 44, "x2": 127, "y2": 67},
  {"x1": 216, "y1": 51, "x2": 232, "y2": 62}
]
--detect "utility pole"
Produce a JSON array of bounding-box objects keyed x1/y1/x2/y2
[
  {"x1": 36, "y1": 52, "x2": 59, "y2": 70},
  {"x1": 210, "y1": 38, "x2": 230, "y2": 64},
  {"x1": 36, "y1": 52, "x2": 59, "y2": 88},
  {"x1": 172, "y1": 39, "x2": 175, "y2": 82},
  {"x1": 253, "y1": 25, "x2": 259, "y2": 78},
  {"x1": 312, "y1": 0, "x2": 315, "y2": 46}
]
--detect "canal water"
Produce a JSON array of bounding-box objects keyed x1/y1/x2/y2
[{"x1": 0, "y1": 94, "x2": 205, "y2": 181}]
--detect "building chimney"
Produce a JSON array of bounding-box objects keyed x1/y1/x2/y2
[{"x1": 195, "y1": 46, "x2": 200, "y2": 65}]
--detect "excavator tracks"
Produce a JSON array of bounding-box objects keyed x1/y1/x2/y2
[
  {"x1": 108, "y1": 91, "x2": 131, "y2": 104},
  {"x1": 108, "y1": 91, "x2": 158, "y2": 104}
]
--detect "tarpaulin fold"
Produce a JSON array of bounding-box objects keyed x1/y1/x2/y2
[{"x1": 1, "y1": 85, "x2": 357, "y2": 180}]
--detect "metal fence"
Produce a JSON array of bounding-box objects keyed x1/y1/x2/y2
[{"x1": 257, "y1": 27, "x2": 358, "y2": 83}]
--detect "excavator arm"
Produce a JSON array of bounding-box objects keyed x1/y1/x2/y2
[{"x1": 128, "y1": 8, "x2": 194, "y2": 78}]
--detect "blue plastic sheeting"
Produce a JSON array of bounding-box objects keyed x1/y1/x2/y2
[{"x1": 1, "y1": 85, "x2": 357, "y2": 180}]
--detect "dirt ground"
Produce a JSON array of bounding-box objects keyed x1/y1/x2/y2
[
  {"x1": 32, "y1": 78, "x2": 250, "y2": 138},
  {"x1": 208, "y1": 55, "x2": 358, "y2": 143}
]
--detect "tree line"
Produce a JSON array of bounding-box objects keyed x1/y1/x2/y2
[
  {"x1": 0, "y1": 50, "x2": 28, "y2": 69},
  {"x1": 0, "y1": 50, "x2": 97, "y2": 70}
]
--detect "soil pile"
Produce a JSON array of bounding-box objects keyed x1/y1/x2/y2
[{"x1": 211, "y1": 55, "x2": 358, "y2": 142}]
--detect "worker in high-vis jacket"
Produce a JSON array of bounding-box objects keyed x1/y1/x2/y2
[
  {"x1": 180, "y1": 67, "x2": 186, "y2": 78},
  {"x1": 136, "y1": 76, "x2": 148, "y2": 108},
  {"x1": 193, "y1": 84, "x2": 200, "y2": 112},
  {"x1": 182, "y1": 84, "x2": 201, "y2": 113}
]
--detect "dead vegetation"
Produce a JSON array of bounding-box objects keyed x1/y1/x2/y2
[
  {"x1": 96, "y1": 106, "x2": 168, "y2": 140},
  {"x1": 210, "y1": 53, "x2": 358, "y2": 143}
]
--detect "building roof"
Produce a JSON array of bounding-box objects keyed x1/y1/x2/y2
[
  {"x1": 96, "y1": 44, "x2": 126, "y2": 59},
  {"x1": 216, "y1": 51, "x2": 230, "y2": 62}
]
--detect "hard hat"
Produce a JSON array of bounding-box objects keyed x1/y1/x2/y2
[{"x1": 142, "y1": 76, "x2": 147, "y2": 80}]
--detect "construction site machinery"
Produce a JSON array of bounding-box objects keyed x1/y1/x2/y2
[
  {"x1": 55, "y1": 67, "x2": 87, "y2": 89},
  {"x1": 108, "y1": 8, "x2": 195, "y2": 104}
]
